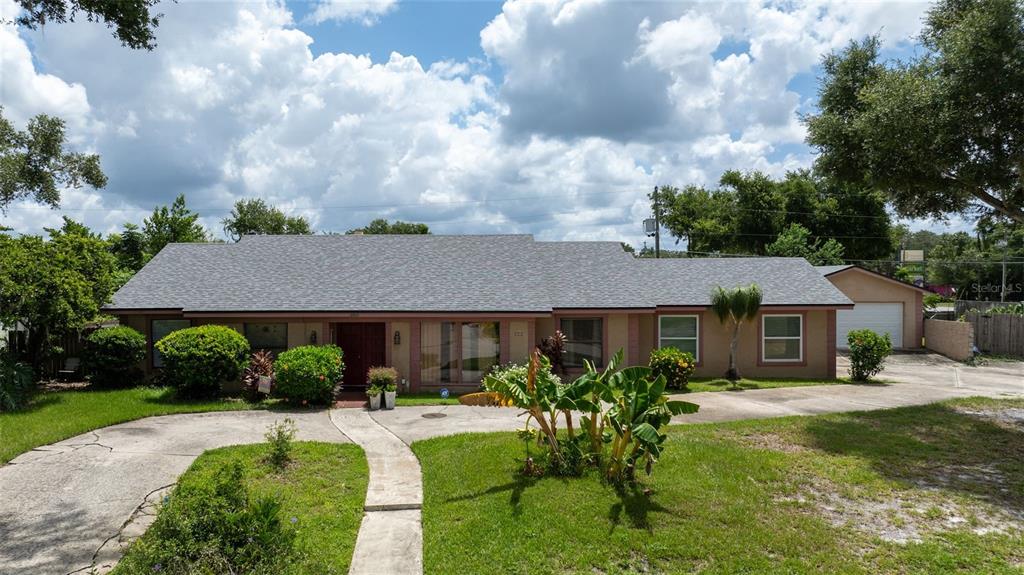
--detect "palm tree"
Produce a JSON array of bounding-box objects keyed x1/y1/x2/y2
[{"x1": 710, "y1": 284, "x2": 762, "y2": 384}]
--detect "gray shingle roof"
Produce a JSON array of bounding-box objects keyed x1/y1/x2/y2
[
  {"x1": 107, "y1": 235, "x2": 851, "y2": 312},
  {"x1": 816, "y1": 264, "x2": 854, "y2": 276}
]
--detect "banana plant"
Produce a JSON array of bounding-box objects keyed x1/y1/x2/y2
[{"x1": 603, "y1": 366, "x2": 699, "y2": 482}]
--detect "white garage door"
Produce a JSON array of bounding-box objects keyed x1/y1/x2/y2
[{"x1": 837, "y1": 303, "x2": 903, "y2": 349}]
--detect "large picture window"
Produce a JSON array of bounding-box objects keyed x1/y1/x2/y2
[
  {"x1": 151, "y1": 319, "x2": 191, "y2": 367},
  {"x1": 560, "y1": 317, "x2": 603, "y2": 368},
  {"x1": 244, "y1": 323, "x2": 288, "y2": 356},
  {"x1": 762, "y1": 315, "x2": 803, "y2": 362},
  {"x1": 658, "y1": 315, "x2": 699, "y2": 360},
  {"x1": 461, "y1": 322, "x2": 500, "y2": 382},
  {"x1": 420, "y1": 322, "x2": 456, "y2": 384}
]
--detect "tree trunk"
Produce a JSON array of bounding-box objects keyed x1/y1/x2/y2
[{"x1": 727, "y1": 322, "x2": 741, "y2": 383}]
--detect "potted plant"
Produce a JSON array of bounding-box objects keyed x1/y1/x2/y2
[
  {"x1": 368, "y1": 367, "x2": 399, "y2": 410},
  {"x1": 366, "y1": 385, "x2": 382, "y2": 410},
  {"x1": 383, "y1": 382, "x2": 397, "y2": 409}
]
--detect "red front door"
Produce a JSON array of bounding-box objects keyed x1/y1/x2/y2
[{"x1": 335, "y1": 323, "x2": 386, "y2": 388}]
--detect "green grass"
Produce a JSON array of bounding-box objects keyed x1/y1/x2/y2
[
  {"x1": 0, "y1": 387, "x2": 274, "y2": 464},
  {"x1": 413, "y1": 398, "x2": 1024, "y2": 574},
  {"x1": 395, "y1": 391, "x2": 467, "y2": 406},
  {"x1": 683, "y1": 376, "x2": 864, "y2": 393},
  {"x1": 114, "y1": 441, "x2": 368, "y2": 575},
  {"x1": 396, "y1": 379, "x2": 850, "y2": 406}
]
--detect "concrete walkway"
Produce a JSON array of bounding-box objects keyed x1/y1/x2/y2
[
  {"x1": 0, "y1": 410, "x2": 348, "y2": 575},
  {"x1": 330, "y1": 409, "x2": 423, "y2": 575}
]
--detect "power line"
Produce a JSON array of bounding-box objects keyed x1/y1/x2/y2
[{"x1": 0, "y1": 189, "x2": 902, "y2": 221}]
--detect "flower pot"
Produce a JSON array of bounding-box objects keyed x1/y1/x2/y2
[
  {"x1": 384, "y1": 390, "x2": 396, "y2": 409},
  {"x1": 368, "y1": 394, "x2": 381, "y2": 410}
]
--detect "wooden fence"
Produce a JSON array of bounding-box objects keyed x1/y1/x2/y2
[
  {"x1": 954, "y1": 300, "x2": 1019, "y2": 316},
  {"x1": 963, "y1": 311, "x2": 1024, "y2": 358}
]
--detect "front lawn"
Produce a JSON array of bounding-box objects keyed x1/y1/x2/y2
[
  {"x1": 684, "y1": 376, "x2": 863, "y2": 393},
  {"x1": 395, "y1": 391, "x2": 465, "y2": 406},
  {"x1": 0, "y1": 387, "x2": 273, "y2": 464},
  {"x1": 414, "y1": 398, "x2": 1024, "y2": 574},
  {"x1": 113, "y1": 441, "x2": 368, "y2": 575}
]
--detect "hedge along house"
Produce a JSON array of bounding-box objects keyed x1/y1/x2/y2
[{"x1": 104, "y1": 235, "x2": 853, "y2": 391}]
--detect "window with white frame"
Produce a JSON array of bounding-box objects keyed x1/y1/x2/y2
[
  {"x1": 762, "y1": 314, "x2": 802, "y2": 362},
  {"x1": 658, "y1": 315, "x2": 699, "y2": 360}
]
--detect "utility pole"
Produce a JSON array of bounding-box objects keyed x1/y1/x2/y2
[
  {"x1": 653, "y1": 186, "x2": 661, "y2": 259},
  {"x1": 1001, "y1": 228, "x2": 1009, "y2": 302}
]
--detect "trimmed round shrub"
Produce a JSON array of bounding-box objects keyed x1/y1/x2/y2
[
  {"x1": 273, "y1": 345, "x2": 344, "y2": 405},
  {"x1": 847, "y1": 328, "x2": 892, "y2": 382},
  {"x1": 156, "y1": 325, "x2": 250, "y2": 398},
  {"x1": 649, "y1": 347, "x2": 696, "y2": 390},
  {"x1": 83, "y1": 326, "x2": 146, "y2": 387}
]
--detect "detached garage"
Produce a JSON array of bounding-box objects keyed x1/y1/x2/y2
[{"x1": 817, "y1": 265, "x2": 927, "y2": 349}]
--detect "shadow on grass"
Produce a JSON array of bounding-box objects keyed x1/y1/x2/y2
[
  {"x1": 4, "y1": 393, "x2": 63, "y2": 415},
  {"x1": 801, "y1": 402, "x2": 1024, "y2": 513},
  {"x1": 607, "y1": 483, "x2": 670, "y2": 531},
  {"x1": 443, "y1": 466, "x2": 670, "y2": 529}
]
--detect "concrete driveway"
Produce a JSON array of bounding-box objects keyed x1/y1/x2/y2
[
  {"x1": 679, "y1": 353, "x2": 1023, "y2": 424},
  {"x1": 0, "y1": 410, "x2": 347, "y2": 575}
]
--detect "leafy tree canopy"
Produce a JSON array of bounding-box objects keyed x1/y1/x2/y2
[
  {"x1": 0, "y1": 217, "x2": 118, "y2": 370},
  {"x1": 805, "y1": 0, "x2": 1024, "y2": 224},
  {"x1": 766, "y1": 223, "x2": 846, "y2": 265},
  {"x1": 222, "y1": 198, "x2": 312, "y2": 241},
  {"x1": 0, "y1": 108, "x2": 106, "y2": 212},
  {"x1": 656, "y1": 171, "x2": 894, "y2": 261},
  {"x1": 142, "y1": 194, "x2": 210, "y2": 255},
  {"x1": 346, "y1": 218, "x2": 430, "y2": 235},
  {"x1": 14, "y1": 0, "x2": 163, "y2": 50}
]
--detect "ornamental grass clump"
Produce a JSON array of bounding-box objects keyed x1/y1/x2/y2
[
  {"x1": 272, "y1": 345, "x2": 344, "y2": 405},
  {"x1": 155, "y1": 325, "x2": 250, "y2": 398},
  {"x1": 483, "y1": 349, "x2": 698, "y2": 484},
  {"x1": 368, "y1": 366, "x2": 398, "y2": 391},
  {"x1": 648, "y1": 347, "x2": 696, "y2": 390},
  {"x1": 83, "y1": 325, "x2": 146, "y2": 388}
]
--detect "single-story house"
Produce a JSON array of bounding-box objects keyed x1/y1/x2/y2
[
  {"x1": 817, "y1": 265, "x2": 928, "y2": 350},
  {"x1": 105, "y1": 235, "x2": 855, "y2": 390}
]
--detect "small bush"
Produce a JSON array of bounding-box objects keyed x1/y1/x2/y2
[
  {"x1": 156, "y1": 325, "x2": 250, "y2": 398},
  {"x1": 273, "y1": 345, "x2": 344, "y2": 405},
  {"x1": 116, "y1": 461, "x2": 294, "y2": 574},
  {"x1": 264, "y1": 418, "x2": 297, "y2": 470},
  {"x1": 241, "y1": 350, "x2": 275, "y2": 401},
  {"x1": 481, "y1": 362, "x2": 562, "y2": 393},
  {"x1": 368, "y1": 366, "x2": 398, "y2": 391},
  {"x1": 847, "y1": 329, "x2": 892, "y2": 381},
  {"x1": 0, "y1": 352, "x2": 34, "y2": 412},
  {"x1": 649, "y1": 347, "x2": 696, "y2": 390},
  {"x1": 82, "y1": 326, "x2": 146, "y2": 387}
]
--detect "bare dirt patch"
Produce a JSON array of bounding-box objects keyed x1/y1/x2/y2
[
  {"x1": 953, "y1": 406, "x2": 1024, "y2": 430},
  {"x1": 729, "y1": 431, "x2": 808, "y2": 454},
  {"x1": 780, "y1": 474, "x2": 1023, "y2": 545}
]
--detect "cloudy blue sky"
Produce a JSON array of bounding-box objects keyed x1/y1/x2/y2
[{"x1": 1, "y1": 0, "x2": 953, "y2": 246}]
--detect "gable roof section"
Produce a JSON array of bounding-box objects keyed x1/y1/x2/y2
[
  {"x1": 816, "y1": 264, "x2": 931, "y2": 293},
  {"x1": 108, "y1": 235, "x2": 852, "y2": 313}
]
